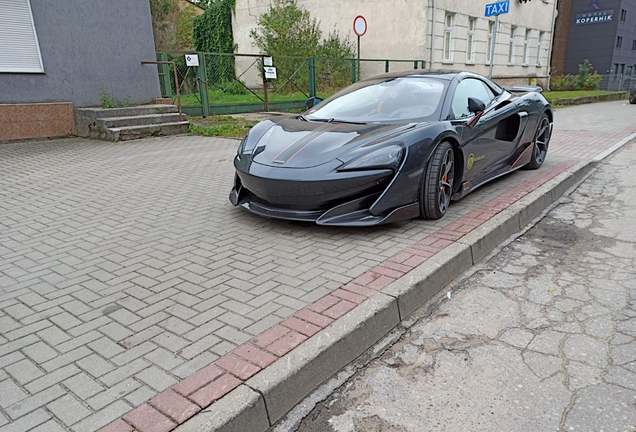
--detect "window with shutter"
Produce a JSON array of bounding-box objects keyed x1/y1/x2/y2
[{"x1": 0, "y1": 0, "x2": 44, "y2": 73}]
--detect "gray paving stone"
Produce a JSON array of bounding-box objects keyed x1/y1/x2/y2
[
  {"x1": 21, "y1": 342, "x2": 57, "y2": 364},
  {"x1": 63, "y1": 373, "x2": 105, "y2": 400},
  {"x1": 75, "y1": 354, "x2": 115, "y2": 378},
  {"x1": 6, "y1": 384, "x2": 65, "y2": 420},
  {"x1": 87, "y1": 337, "x2": 124, "y2": 359},
  {"x1": 24, "y1": 364, "x2": 79, "y2": 393},
  {"x1": 0, "y1": 408, "x2": 50, "y2": 432},
  {"x1": 36, "y1": 326, "x2": 70, "y2": 347},
  {"x1": 5, "y1": 359, "x2": 43, "y2": 385},
  {"x1": 143, "y1": 347, "x2": 184, "y2": 370},
  {"x1": 47, "y1": 394, "x2": 92, "y2": 426},
  {"x1": 86, "y1": 378, "x2": 140, "y2": 410},
  {"x1": 99, "y1": 358, "x2": 150, "y2": 387},
  {"x1": 41, "y1": 347, "x2": 91, "y2": 373},
  {"x1": 135, "y1": 366, "x2": 177, "y2": 392},
  {"x1": 123, "y1": 385, "x2": 157, "y2": 407},
  {"x1": 30, "y1": 419, "x2": 67, "y2": 432},
  {"x1": 70, "y1": 400, "x2": 131, "y2": 432},
  {"x1": 0, "y1": 380, "x2": 27, "y2": 408}
]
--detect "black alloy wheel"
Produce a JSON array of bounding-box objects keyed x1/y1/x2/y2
[
  {"x1": 421, "y1": 141, "x2": 455, "y2": 220},
  {"x1": 524, "y1": 113, "x2": 551, "y2": 170}
]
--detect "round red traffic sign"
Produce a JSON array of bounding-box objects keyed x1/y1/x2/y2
[{"x1": 353, "y1": 15, "x2": 367, "y2": 37}]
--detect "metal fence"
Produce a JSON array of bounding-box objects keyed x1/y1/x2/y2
[
  {"x1": 599, "y1": 73, "x2": 636, "y2": 91},
  {"x1": 155, "y1": 51, "x2": 425, "y2": 116}
]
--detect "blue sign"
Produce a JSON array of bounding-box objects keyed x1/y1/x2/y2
[{"x1": 485, "y1": 1, "x2": 509, "y2": 16}]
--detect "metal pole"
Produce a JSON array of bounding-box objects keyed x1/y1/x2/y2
[
  {"x1": 357, "y1": 35, "x2": 361, "y2": 81},
  {"x1": 261, "y1": 56, "x2": 269, "y2": 112},
  {"x1": 141, "y1": 61, "x2": 183, "y2": 121},
  {"x1": 488, "y1": 14, "x2": 499, "y2": 80}
]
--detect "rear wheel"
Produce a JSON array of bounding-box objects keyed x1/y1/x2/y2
[
  {"x1": 629, "y1": 96, "x2": 636, "y2": 104},
  {"x1": 524, "y1": 113, "x2": 551, "y2": 170},
  {"x1": 420, "y1": 141, "x2": 455, "y2": 220}
]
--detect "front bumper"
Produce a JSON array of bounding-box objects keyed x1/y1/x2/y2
[{"x1": 229, "y1": 159, "x2": 419, "y2": 226}]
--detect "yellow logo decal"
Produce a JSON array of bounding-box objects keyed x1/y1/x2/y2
[{"x1": 467, "y1": 153, "x2": 485, "y2": 170}]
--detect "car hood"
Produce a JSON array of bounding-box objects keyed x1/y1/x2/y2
[{"x1": 251, "y1": 117, "x2": 420, "y2": 168}]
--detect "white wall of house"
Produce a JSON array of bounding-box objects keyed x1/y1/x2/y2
[{"x1": 233, "y1": 0, "x2": 556, "y2": 85}]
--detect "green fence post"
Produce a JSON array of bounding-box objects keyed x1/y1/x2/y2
[
  {"x1": 308, "y1": 57, "x2": 316, "y2": 98},
  {"x1": 159, "y1": 52, "x2": 173, "y2": 99},
  {"x1": 385, "y1": 60, "x2": 390, "y2": 73},
  {"x1": 351, "y1": 59, "x2": 356, "y2": 83},
  {"x1": 198, "y1": 52, "x2": 210, "y2": 117}
]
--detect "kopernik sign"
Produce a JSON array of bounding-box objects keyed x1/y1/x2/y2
[{"x1": 575, "y1": 9, "x2": 614, "y2": 25}]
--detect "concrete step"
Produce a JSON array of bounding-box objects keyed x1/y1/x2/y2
[
  {"x1": 109, "y1": 121, "x2": 190, "y2": 141},
  {"x1": 100, "y1": 113, "x2": 186, "y2": 128},
  {"x1": 76, "y1": 104, "x2": 178, "y2": 120}
]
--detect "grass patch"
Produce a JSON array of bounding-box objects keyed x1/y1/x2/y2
[
  {"x1": 189, "y1": 115, "x2": 259, "y2": 138},
  {"x1": 542, "y1": 91, "x2": 624, "y2": 102},
  {"x1": 180, "y1": 90, "x2": 309, "y2": 106}
]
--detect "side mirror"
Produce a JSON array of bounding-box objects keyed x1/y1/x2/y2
[
  {"x1": 468, "y1": 97, "x2": 486, "y2": 114},
  {"x1": 305, "y1": 97, "x2": 322, "y2": 110}
]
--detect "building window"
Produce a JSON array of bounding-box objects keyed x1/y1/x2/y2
[
  {"x1": 466, "y1": 17, "x2": 476, "y2": 63},
  {"x1": 523, "y1": 29, "x2": 531, "y2": 65},
  {"x1": 508, "y1": 26, "x2": 517, "y2": 64},
  {"x1": 443, "y1": 13, "x2": 454, "y2": 62},
  {"x1": 0, "y1": 0, "x2": 44, "y2": 73},
  {"x1": 621, "y1": 9, "x2": 627, "y2": 22},
  {"x1": 537, "y1": 31, "x2": 545, "y2": 66},
  {"x1": 632, "y1": 40, "x2": 636, "y2": 51},
  {"x1": 486, "y1": 21, "x2": 495, "y2": 64},
  {"x1": 617, "y1": 36, "x2": 623, "y2": 49}
]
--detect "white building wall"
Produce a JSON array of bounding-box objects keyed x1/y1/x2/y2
[
  {"x1": 428, "y1": 0, "x2": 556, "y2": 85},
  {"x1": 233, "y1": 0, "x2": 556, "y2": 86}
]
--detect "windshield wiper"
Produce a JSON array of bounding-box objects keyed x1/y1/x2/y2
[{"x1": 309, "y1": 117, "x2": 366, "y2": 125}]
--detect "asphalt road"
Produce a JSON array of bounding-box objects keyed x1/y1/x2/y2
[{"x1": 295, "y1": 141, "x2": 636, "y2": 432}]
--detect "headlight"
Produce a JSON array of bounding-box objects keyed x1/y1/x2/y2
[
  {"x1": 237, "y1": 135, "x2": 248, "y2": 156},
  {"x1": 339, "y1": 145, "x2": 404, "y2": 171}
]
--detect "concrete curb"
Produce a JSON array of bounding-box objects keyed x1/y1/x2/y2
[
  {"x1": 550, "y1": 91, "x2": 628, "y2": 106},
  {"x1": 177, "y1": 142, "x2": 629, "y2": 432}
]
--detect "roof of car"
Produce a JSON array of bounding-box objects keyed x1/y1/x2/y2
[{"x1": 363, "y1": 69, "x2": 479, "y2": 81}]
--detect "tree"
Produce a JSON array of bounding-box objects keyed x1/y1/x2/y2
[
  {"x1": 192, "y1": 0, "x2": 237, "y2": 84},
  {"x1": 249, "y1": 0, "x2": 354, "y2": 94}
]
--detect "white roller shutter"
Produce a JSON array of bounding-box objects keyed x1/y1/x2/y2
[{"x1": 0, "y1": 0, "x2": 44, "y2": 73}]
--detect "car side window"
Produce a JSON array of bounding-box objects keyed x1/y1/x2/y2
[{"x1": 450, "y1": 79, "x2": 495, "y2": 119}]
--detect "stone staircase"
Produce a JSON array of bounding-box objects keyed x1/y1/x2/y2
[{"x1": 75, "y1": 105, "x2": 189, "y2": 141}]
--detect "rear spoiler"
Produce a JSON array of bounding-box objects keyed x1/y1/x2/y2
[{"x1": 503, "y1": 85, "x2": 543, "y2": 93}]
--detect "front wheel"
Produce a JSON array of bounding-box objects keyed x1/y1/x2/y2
[
  {"x1": 629, "y1": 96, "x2": 636, "y2": 104},
  {"x1": 524, "y1": 113, "x2": 551, "y2": 170},
  {"x1": 420, "y1": 141, "x2": 455, "y2": 220}
]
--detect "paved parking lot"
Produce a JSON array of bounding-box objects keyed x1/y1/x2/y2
[{"x1": 1, "y1": 100, "x2": 635, "y2": 432}]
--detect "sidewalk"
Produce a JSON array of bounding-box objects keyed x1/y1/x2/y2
[{"x1": 0, "y1": 101, "x2": 635, "y2": 432}]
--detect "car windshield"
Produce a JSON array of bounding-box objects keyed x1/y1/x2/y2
[{"x1": 306, "y1": 77, "x2": 447, "y2": 123}]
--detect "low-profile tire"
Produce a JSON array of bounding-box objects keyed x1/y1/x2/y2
[
  {"x1": 629, "y1": 97, "x2": 636, "y2": 104},
  {"x1": 420, "y1": 141, "x2": 455, "y2": 220},
  {"x1": 524, "y1": 113, "x2": 551, "y2": 170}
]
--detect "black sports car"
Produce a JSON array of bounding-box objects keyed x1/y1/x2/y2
[{"x1": 230, "y1": 71, "x2": 553, "y2": 226}]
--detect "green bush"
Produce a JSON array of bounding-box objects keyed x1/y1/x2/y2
[
  {"x1": 250, "y1": 0, "x2": 355, "y2": 94},
  {"x1": 550, "y1": 75, "x2": 577, "y2": 91},
  {"x1": 550, "y1": 59, "x2": 602, "y2": 91}
]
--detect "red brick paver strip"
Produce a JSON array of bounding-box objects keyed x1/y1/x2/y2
[{"x1": 123, "y1": 404, "x2": 176, "y2": 432}]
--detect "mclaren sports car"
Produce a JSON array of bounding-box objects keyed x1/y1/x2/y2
[{"x1": 229, "y1": 71, "x2": 553, "y2": 226}]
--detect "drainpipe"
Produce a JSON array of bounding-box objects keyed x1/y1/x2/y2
[
  {"x1": 429, "y1": 0, "x2": 436, "y2": 70},
  {"x1": 546, "y1": 0, "x2": 559, "y2": 90}
]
